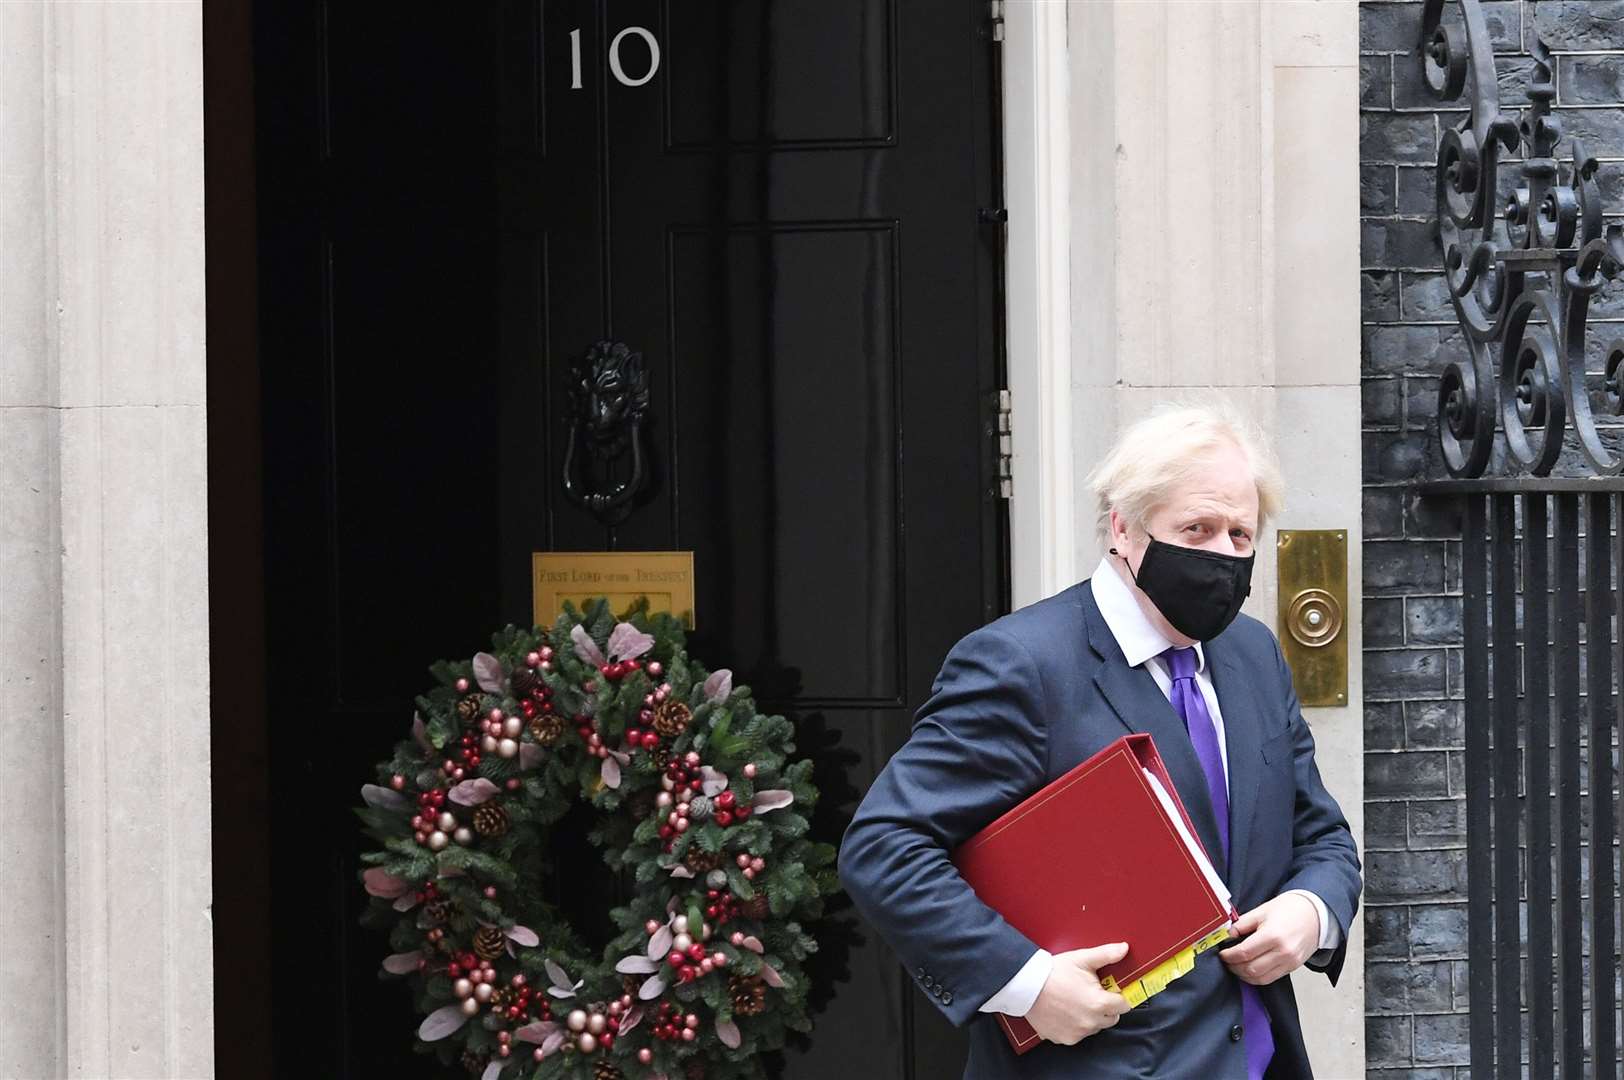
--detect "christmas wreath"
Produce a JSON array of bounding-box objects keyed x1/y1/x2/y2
[{"x1": 356, "y1": 599, "x2": 839, "y2": 1079}]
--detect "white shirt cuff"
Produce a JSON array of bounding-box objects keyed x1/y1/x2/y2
[
  {"x1": 1285, "y1": 888, "x2": 1341, "y2": 956},
  {"x1": 979, "y1": 948, "x2": 1054, "y2": 1016}
]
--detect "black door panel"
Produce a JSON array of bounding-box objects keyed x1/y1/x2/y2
[{"x1": 248, "y1": 2, "x2": 1005, "y2": 1075}]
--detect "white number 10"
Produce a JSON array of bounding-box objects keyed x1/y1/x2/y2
[{"x1": 569, "y1": 26, "x2": 661, "y2": 89}]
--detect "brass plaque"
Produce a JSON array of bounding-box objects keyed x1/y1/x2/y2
[
  {"x1": 532, "y1": 551, "x2": 696, "y2": 629},
  {"x1": 1276, "y1": 530, "x2": 1348, "y2": 708}
]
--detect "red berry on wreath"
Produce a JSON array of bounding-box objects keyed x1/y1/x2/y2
[{"x1": 716, "y1": 810, "x2": 733, "y2": 827}]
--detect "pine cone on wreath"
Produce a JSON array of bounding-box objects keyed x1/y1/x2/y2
[
  {"x1": 473, "y1": 804, "x2": 510, "y2": 838},
  {"x1": 683, "y1": 848, "x2": 722, "y2": 874},
  {"x1": 473, "y1": 925, "x2": 507, "y2": 962},
  {"x1": 621, "y1": 973, "x2": 644, "y2": 998},
  {"x1": 593, "y1": 1063, "x2": 625, "y2": 1080},
  {"x1": 455, "y1": 694, "x2": 486, "y2": 726},
  {"x1": 424, "y1": 899, "x2": 453, "y2": 925},
  {"x1": 460, "y1": 1047, "x2": 489, "y2": 1073},
  {"x1": 651, "y1": 699, "x2": 692, "y2": 738},
  {"x1": 730, "y1": 973, "x2": 768, "y2": 1016},
  {"x1": 528, "y1": 712, "x2": 565, "y2": 746},
  {"x1": 740, "y1": 894, "x2": 770, "y2": 921}
]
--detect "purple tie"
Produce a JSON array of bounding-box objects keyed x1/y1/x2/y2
[{"x1": 1164, "y1": 646, "x2": 1273, "y2": 1080}]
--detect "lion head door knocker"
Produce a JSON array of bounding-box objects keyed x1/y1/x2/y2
[{"x1": 561, "y1": 340, "x2": 652, "y2": 526}]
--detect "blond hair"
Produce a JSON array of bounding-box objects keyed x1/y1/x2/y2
[{"x1": 1087, "y1": 403, "x2": 1284, "y2": 544}]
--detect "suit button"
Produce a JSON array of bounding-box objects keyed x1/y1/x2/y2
[
  {"x1": 1230, "y1": 1024, "x2": 1244, "y2": 1042},
  {"x1": 942, "y1": 991, "x2": 953, "y2": 1005}
]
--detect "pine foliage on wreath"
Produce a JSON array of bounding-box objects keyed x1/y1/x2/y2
[{"x1": 357, "y1": 598, "x2": 839, "y2": 1079}]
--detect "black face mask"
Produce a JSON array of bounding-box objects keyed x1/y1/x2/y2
[{"x1": 1112, "y1": 534, "x2": 1254, "y2": 642}]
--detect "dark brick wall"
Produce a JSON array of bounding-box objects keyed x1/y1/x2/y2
[{"x1": 1361, "y1": 2, "x2": 1624, "y2": 1076}]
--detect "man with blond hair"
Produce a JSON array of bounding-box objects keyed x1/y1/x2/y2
[{"x1": 839, "y1": 404, "x2": 1361, "y2": 1078}]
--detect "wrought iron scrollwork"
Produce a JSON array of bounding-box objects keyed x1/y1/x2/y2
[
  {"x1": 561, "y1": 340, "x2": 651, "y2": 525},
  {"x1": 1422, "y1": 0, "x2": 1624, "y2": 476}
]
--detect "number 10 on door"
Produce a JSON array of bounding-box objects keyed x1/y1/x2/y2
[{"x1": 569, "y1": 26, "x2": 661, "y2": 89}]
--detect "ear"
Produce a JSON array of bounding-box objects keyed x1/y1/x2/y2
[{"x1": 1108, "y1": 508, "x2": 1129, "y2": 549}]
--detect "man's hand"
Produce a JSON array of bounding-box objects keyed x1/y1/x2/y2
[
  {"x1": 1024, "y1": 942, "x2": 1132, "y2": 1045},
  {"x1": 1220, "y1": 893, "x2": 1320, "y2": 985}
]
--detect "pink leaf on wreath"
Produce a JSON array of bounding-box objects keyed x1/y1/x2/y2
[
  {"x1": 616, "y1": 954, "x2": 659, "y2": 975},
  {"x1": 361, "y1": 784, "x2": 410, "y2": 811},
  {"x1": 381, "y1": 951, "x2": 422, "y2": 974},
  {"x1": 638, "y1": 974, "x2": 667, "y2": 1000},
  {"x1": 751, "y1": 789, "x2": 794, "y2": 814},
  {"x1": 760, "y1": 963, "x2": 786, "y2": 988},
  {"x1": 505, "y1": 924, "x2": 539, "y2": 947},
  {"x1": 716, "y1": 1018, "x2": 742, "y2": 1049},
  {"x1": 700, "y1": 766, "x2": 728, "y2": 797},
  {"x1": 362, "y1": 868, "x2": 410, "y2": 898},
  {"x1": 519, "y1": 742, "x2": 544, "y2": 770},
  {"x1": 741, "y1": 935, "x2": 764, "y2": 954},
  {"x1": 601, "y1": 755, "x2": 621, "y2": 789},
  {"x1": 668, "y1": 864, "x2": 693, "y2": 879},
  {"x1": 418, "y1": 1003, "x2": 470, "y2": 1041},
  {"x1": 472, "y1": 652, "x2": 505, "y2": 694},
  {"x1": 619, "y1": 1005, "x2": 644, "y2": 1036},
  {"x1": 544, "y1": 958, "x2": 573, "y2": 991},
  {"x1": 703, "y1": 669, "x2": 733, "y2": 704},
  {"x1": 648, "y1": 925, "x2": 674, "y2": 960},
  {"x1": 412, "y1": 712, "x2": 432, "y2": 753},
  {"x1": 607, "y1": 622, "x2": 655, "y2": 662},
  {"x1": 481, "y1": 1060, "x2": 510, "y2": 1080},
  {"x1": 449, "y1": 777, "x2": 501, "y2": 806},
  {"x1": 392, "y1": 893, "x2": 419, "y2": 912},
  {"x1": 540, "y1": 1031, "x2": 565, "y2": 1057},
  {"x1": 571, "y1": 624, "x2": 606, "y2": 667},
  {"x1": 513, "y1": 1021, "x2": 558, "y2": 1045}
]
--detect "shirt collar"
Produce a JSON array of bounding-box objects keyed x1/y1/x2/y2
[{"x1": 1089, "y1": 555, "x2": 1207, "y2": 674}]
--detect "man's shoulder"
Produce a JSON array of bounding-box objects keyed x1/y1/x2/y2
[{"x1": 961, "y1": 580, "x2": 1094, "y2": 660}]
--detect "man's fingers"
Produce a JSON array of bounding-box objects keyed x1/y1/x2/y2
[
  {"x1": 1231, "y1": 907, "x2": 1265, "y2": 935},
  {"x1": 1221, "y1": 931, "x2": 1270, "y2": 964},
  {"x1": 1069, "y1": 941, "x2": 1130, "y2": 971}
]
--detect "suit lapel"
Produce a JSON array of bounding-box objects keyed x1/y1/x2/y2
[
  {"x1": 1081, "y1": 586, "x2": 1227, "y2": 869},
  {"x1": 1205, "y1": 631, "x2": 1264, "y2": 894}
]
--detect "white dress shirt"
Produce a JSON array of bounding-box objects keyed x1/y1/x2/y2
[{"x1": 978, "y1": 556, "x2": 1341, "y2": 1017}]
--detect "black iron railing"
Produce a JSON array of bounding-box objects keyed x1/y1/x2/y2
[
  {"x1": 1420, "y1": 479, "x2": 1624, "y2": 1078},
  {"x1": 1419, "y1": 0, "x2": 1624, "y2": 478}
]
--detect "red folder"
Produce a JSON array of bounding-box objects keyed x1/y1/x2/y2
[{"x1": 951, "y1": 733, "x2": 1237, "y2": 1055}]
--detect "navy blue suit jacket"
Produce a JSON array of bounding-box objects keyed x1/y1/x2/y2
[{"x1": 838, "y1": 580, "x2": 1362, "y2": 1079}]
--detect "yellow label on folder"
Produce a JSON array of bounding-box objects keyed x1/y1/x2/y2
[{"x1": 1100, "y1": 926, "x2": 1233, "y2": 1008}]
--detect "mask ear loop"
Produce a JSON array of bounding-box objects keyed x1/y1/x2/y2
[{"x1": 1106, "y1": 545, "x2": 1141, "y2": 586}]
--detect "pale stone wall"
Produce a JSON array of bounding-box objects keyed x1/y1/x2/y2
[
  {"x1": 1062, "y1": 1, "x2": 1367, "y2": 1074},
  {"x1": 0, "y1": 4, "x2": 213, "y2": 1077}
]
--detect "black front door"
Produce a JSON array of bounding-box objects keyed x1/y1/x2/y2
[{"x1": 237, "y1": 2, "x2": 1007, "y2": 1076}]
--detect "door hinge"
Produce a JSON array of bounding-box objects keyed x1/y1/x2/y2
[
  {"x1": 986, "y1": 0, "x2": 1005, "y2": 43},
  {"x1": 994, "y1": 388, "x2": 1012, "y2": 499}
]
